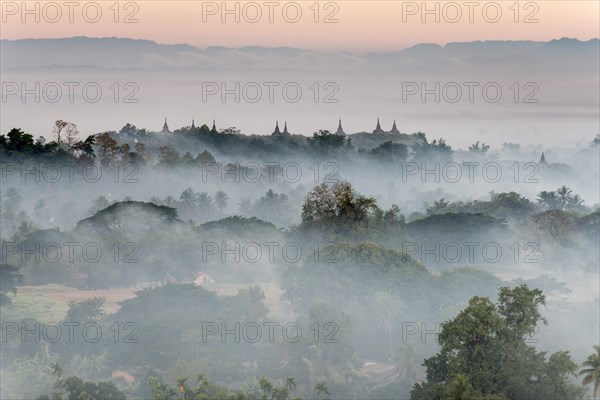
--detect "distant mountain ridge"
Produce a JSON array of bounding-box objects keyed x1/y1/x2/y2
[{"x1": 1, "y1": 36, "x2": 597, "y2": 70}]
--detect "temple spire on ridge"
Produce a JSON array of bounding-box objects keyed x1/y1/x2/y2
[
  {"x1": 335, "y1": 118, "x2": 346, "y2": 136},
  {"x1": 161, "y1": 118, "x2": 171, "y2": 133},
  {"x1": 373, "y1": 117, "x2": 384, "y2": 134},
  {"x1": 272, "y1": 121, "x2": 281, "y2": 135}
]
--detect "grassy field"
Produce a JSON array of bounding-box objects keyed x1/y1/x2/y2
[{"x1": 1, "y1": 282, "x2": 284, "y2": 323}]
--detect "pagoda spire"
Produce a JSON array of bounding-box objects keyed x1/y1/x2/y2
[
  {"x1": 191, "y1": 119, "x2": 195, "y2": 129},
  {"x1": 335, "y1": 118, "x2": 346, "y2": 136},
  {"x1": 539, "y1": 152, "x2": 547, "y2": 164},
  {"x1": 161, "y1": 117, "x2": 171, "y2": 133},
  {"x1": 373, "y1": 117, "x2": 384, "y2": 134},
  {"x1": 390, "y1": 120, "x2": 400, "y2": 134},
  {"x1": 272, "y1": 121, "x2": 281, "y2": 135},
  {"x1": 282, "y1": 121, "x2": 290, "y2": 135},
  {"x1": 210, "y1": 119, "x2": 218, "y2": 134}
]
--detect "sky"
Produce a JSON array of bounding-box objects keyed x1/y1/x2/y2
[
  {"x1": 1, "y1": 1, "x2": 599, "y2": 52},
  {"x1": 1, "y1": 1, "x2": 598, "y2": 146}
]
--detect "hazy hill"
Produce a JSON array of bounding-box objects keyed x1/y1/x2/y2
[{"x1": 2, "y1": 36, "x2": 597, "y2": 71}]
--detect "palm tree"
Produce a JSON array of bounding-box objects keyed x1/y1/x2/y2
[
  {"x1": 197, "y1": 192, "x2": 213, "y2": 213},
  {"x1": 5, "y1": 187, "x2": 23, "y2": 209},
  {"x1": 537, "y1": 190, "x2": 559, "y2": 210},
  {"x1": 446, "y1": 374, "x2": 472, "y2": 400},
  {"x1": 579, "y1": 345, "x2": 600, "y2": 398},
  {"x1": 179, "y1": 188, "x2": 198, "y2": 211},
  {"x1": 556, "y1": 185, "x2": 573, "y2": 210},
  {"x1": 176, "y1": 377, "x2": 187, "y2": 395},
  {"x1": 567, "y1": 194, "x2": 585, "y2": 211},
  {"x1": 468, "y1": 141, "x2": 489, "y2": 154},
  {"x1": 258, "y1": 377, "x2": 273, "y2": 400},
  {"x1": 51, "y1": 363, "x2": 63, "y2": 380},
  {"x1": 284, "y1": 377, "x2": 296, "y2": 392},
  {"x1": 314, "y1": 381, "x2": 329, "y2": 399},
  {"x1": 272, "y1": 386, "x2": 289, "y2": 400},
  {"x1": 34, "y1": 198, "x2": 45, "y2": 210},
  {"x1": 215, "y1": 191, "x2": 228, "y2": 211},
  {"x1": 50, "y1": 362, "x2": 63, "y2": 399}
]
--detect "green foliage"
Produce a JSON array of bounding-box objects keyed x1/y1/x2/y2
[
  {"x1": 579, "y1": 345, "x2": 600, "y2": 397},
  {"x1": 76, "y1": 201, "x2": 182, "y2": 232},
  {"x1": 64, "y1": 297, "x2": 105, "y2": 323},
  {"x1": 368, "y1": 378, "x2": 415, "y2": 400},
  {"x1": 468, "y1": 141, "x2": 490, "y2": 154},
  {"x1": 0, "y1": 263, "x2": 23, "y2": 305},
  {"x1": 147, "y1": 374, "x2": 298, "y2": 400},
  {"x1": 369, "y1": 141, "x2": 408, "y2": 162},
  {"x1": 412, "y1": 138, "x2": 452, "y2": 163},
  {"x1": 1, "y1": 123, "x2": 596, "y2": 400},
  {"x1": 446, "y1": 374, "x2": 472, "y2": 400},
  {"x1": 537, "y1": 186, "x2": 587, "y2": 213},
  {"x1": 0, "y1": 351, "x2": 59, "y2": 400},
  {"x1": 35, "y1": 370, "x2": 126, "y2": 400},
  {"x1": 108, "y1": 283, "x2": 268, "y2": 368},
  {"x1": 158, "y1": 145, "x2": 181, "y2": 166},
  {"x1": 413, "y1": 285, "x2": 583, "y2": 400},
  {"x1": 527, "y1": 209, "x2": 577, "y2": 244},
  {"x1": 410, "y1": 381, "x2": 446, "y2": 400},
  {"x1": 299, "y1": 182, "x2": 405, "y2": 242},
  {"x1": 200, "y1": 215, "x2": 278, "y2": 233},
  {"x1": 282, "y1": 241, "x2": 430, "y2": 310},
  {"x1": 308, "y1": 130, "x2": 351, "y2": 156},
  {"x1": 239, "y1": 189, "x2": 291, "y2": 227},
  {"x1": 3, "y1": 128, "x2": 35, "y2": 152},
  {"x1": 314, "y1": 381, "x2": 329, "y2": 399},
  {"x1": 423, "y1": 192, "x2": 536, "y2": 222},
  {"x1": 406, "y1": 213, "x2": 510, "y2": 265},
  {"x1": 301, "y1": 182, "x2": 377, "y2": 234}
]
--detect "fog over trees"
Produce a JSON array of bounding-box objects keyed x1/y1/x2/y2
[{"x1": 0, "y1": 121, "x2": 598, "y2": 399}]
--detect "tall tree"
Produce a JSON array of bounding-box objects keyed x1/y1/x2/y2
[
  {"x1": 215, "y1": 191, "x2": 228, "y2": 211},
  {"x1": 179, "y1": 188, "x2": 199, "y2": 211},
  {"x1": 468, "y1": 141, "x2": 490, "y2": 154},
  {"x1": 579, "y1": 345, "x2": 600, "y2": 398},
  {"x1": 556, "y1": 186, "x2": 573, "y2": 210},
  {"x1": 52, "y1": 120, "x2": 68, "y2": 144},
  {"x1": 537, "y1": 190, "x2": 559, "y2": 210},
  {"x1": 446, "y1": 374, "x2": 472, "y2": 400},
  {"x1": 315, "y1": 382, "x2": 330, "y2": 399},
  {"x1": 301, "y1": 182, "x2": 376, "y2": 232},
  {"x1": 95, "y1": 132, "x2": 120, "y2": 167},
  {"x1": 412, "y1": 285, "x2": 582, "y2": 400},
  {"x1": 52, "y1": 120, "x2": 79, "y2": 147}
]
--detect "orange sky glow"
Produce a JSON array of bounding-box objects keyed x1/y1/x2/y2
[{"x1": 1, "y1": 1, "x2": 599, "y2": 51}]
